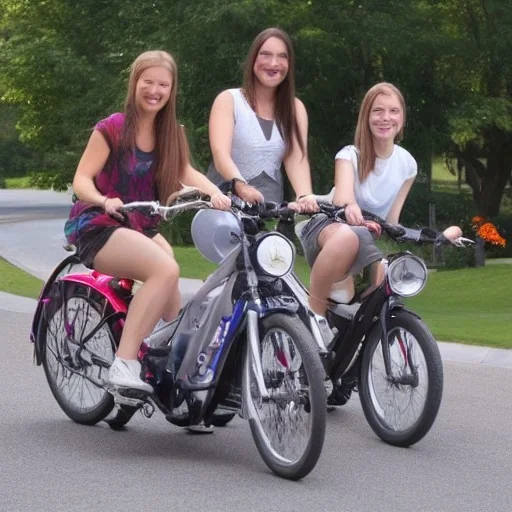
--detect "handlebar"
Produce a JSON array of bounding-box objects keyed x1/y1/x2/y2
[
  {"x1": 121, "y1": 196, "x2": 295, "y2": 222},
  {"x1": 315, "y1": 201, "x2": 474, "y2": 247},
  {"x1": 121, "y1": 195, "x2": 473, "y2": 248}
]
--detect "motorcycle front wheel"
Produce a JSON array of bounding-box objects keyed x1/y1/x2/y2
[
  {"x1": 40, "y1": 281, "x2": 117, "y2": 425},
  {"x1": 246, "y1": 313, "x2": 326, "y2": 480},
  {"x1": 359, "y1": 310, "x2": 443, "y2": 447}
]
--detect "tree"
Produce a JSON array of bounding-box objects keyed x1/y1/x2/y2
[{"x1": 432, "y1": 0, "x2": 512, "y2": 218}]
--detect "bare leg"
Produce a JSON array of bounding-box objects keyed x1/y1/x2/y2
[
  {"x1": 370, "y1": 260, "x2": 386, "y2": 286},
  {"x1": 93, "y1": 228, "x2": 180, "y2": 360},
  {"x1": 309, "y1": 224, "x2": 359, "y2": 316},
  {"x1": 151, "y1": 233, "x2": 181, "y2": 321}
]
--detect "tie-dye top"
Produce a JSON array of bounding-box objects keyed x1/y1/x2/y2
[{"x1": 64, "y1": 112, "x2": 160, "y2": 244}]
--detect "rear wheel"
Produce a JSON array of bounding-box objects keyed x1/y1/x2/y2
[
  {"x1": 247, "y1": 313, "x2": 326, "y2": 480},
  {"x1": 40, "y1": 281, "x2": 118, "y2": 424},
  {"x1": 359, "y1": 310, "x2": 443, "y2": 447}
]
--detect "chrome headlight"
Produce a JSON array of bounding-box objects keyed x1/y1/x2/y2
[
  {"x1": 386, "y1": 254, "x2": 427, "y2": 297},
  {"x1": 255, "y1": 233, "x2": 295, "y2": 277}
]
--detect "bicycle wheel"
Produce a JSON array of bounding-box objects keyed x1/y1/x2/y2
[
  {"x1": 247, "y1": 313, "x2": 326, "y2": 480},
  {"x1": 40, "y1": 281, "x2": 117, "y2": 424},
  {"x1": 359, "y1": 310, "x2": 443, "y2": 447}
]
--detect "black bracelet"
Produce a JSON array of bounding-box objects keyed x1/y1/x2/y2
[
  {"x1": 297, "y1": 193, "x2": 312, "y2": 200},
  {"x1": 231, "y1": 177, "x2": 247, "y2": 193}
]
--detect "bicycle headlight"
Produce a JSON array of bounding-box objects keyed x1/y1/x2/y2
[
  {"x1": 255, "y1": 233, "x2": 295, "y2": 277},
  {"x1": 386, "y1": 254, "x2": 427, "y2": 297}
]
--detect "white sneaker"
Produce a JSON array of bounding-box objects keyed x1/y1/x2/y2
[
  {"x1": 108, "y1": 357, "x2": 153, "y2": 394},
  {"x1": 185, "y1": 421, "x2": 214, "y2": 434}
]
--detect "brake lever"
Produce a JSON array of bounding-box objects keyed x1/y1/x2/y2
[{"x1": 450, "y1": 236, "x2": 475, "y2": 247}]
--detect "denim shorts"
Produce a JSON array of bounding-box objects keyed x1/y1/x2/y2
[{"x1": 297, "y1": 214, "x2": 383, "y2": 275}]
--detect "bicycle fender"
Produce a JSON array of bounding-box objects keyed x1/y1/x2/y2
[
  {"x1": 33, "y1": 274, "x2": 128, "y2": 365},
  {"x1": 258, "y1": 294, "x2": 300, "y2": 318}
]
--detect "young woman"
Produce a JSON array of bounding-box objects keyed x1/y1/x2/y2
[
  {"x1": 299, "y1": 82, "x2": 461, "y2": 317},
  {"x1": 65, "y1": 50, "x2": 231, "y2": 394},
  {"x1": 207, "y1": 27, "x2": 317, "y2": 212}
]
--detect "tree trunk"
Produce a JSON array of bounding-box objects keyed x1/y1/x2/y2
[
  {"x1": 479, "y1": 136, "x2": 512, "y2": 217},
  {"x1": 459, "y1": 134, "x2": 512, "y2": 218},
  {"x1": 474, "y1": 236, "x2": 485, "y2": 267}
]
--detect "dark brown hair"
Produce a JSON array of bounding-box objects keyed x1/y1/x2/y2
[{"x1": 243, "y1": 27, "x2": 305, "y2": 159}]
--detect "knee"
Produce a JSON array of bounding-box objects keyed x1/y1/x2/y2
[
  {"x1": 152, "y1": 257, "x2": 180, "y2": 285},
  {"x1": 330, "y1": 226, "x2": 360, "y2": 254}
]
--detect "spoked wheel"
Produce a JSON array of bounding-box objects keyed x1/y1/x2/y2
[
  {"x1": 40, "y1": 281, "x2": 118, "y2": 424},
  {"x1": 359, "y1": 310, "x2": 443, "y2": 447},
  {"x1": 247, "y1": 313, "x2": 326, "y2": 480}
]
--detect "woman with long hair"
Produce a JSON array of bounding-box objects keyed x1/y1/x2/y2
[
  {"x1": 207, "y1": 27, "x2": 317, "y2": 212},
  {"x1": 300, "y1": 82, "x2": 462, "y2": 318},
  {"x1": 65, "y1": 50, "x2": 231, "y2": 394}
]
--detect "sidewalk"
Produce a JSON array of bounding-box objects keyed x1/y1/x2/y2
[{"x1": 2, "y1": 288, "x2": 511, "y2": 368}]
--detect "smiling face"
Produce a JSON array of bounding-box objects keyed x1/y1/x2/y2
[
  {"x1": 135, "y1": 66, "x2": 173, "y2": 115},
  {"x1": 368, "y1": 91, "x2": 404, "y2": 143},
  {"x1": 252, "y1": 36, "x2": 289, "y2": 89}
]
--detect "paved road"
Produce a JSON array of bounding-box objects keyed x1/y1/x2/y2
[
  {"x1": 2, "y1": 189, "x2": 512, "y2": 510},
  {"x1": 2, "y1": 308, "x2": 512, "y2": 512}
]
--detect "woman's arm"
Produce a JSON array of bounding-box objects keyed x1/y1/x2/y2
[
  {"x1": 283, "y1": 98, "x2": 313, "y2": 199},
  {"x1": 181, "y1": 164, "x2": 224, "y2": 198},
  {"x1": 331, "y1": 158, "x2": 364, "y2": 226},
  {"x1": 181, "y1": 164, "x2": 232, "y2": 210},
  {"x1": 72, "y1": 130, "x2": 111, "y2": 207},
  {"x1": 209, "y1": 90, "x2": 263, "y2": 202},
  {"x1": 209, "y1": 90, "x2": 243, "y2": 182},
  {"x1": 386, "y1": 176, "x2": 415, "y2": 224},
  {"x1": 331, "y1": 158, "x2": 359, "y2": 206}
]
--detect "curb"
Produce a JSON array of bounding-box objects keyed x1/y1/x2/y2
[{"x1": 1, "y1": 290, "x2": 511, "y2": 369}]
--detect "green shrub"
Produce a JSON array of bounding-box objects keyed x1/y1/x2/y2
[
  {"x1": 440, "y1": 245, "x2": 475, "y2": 270},
  {"x1": 159, "y1": 211, "x2": 195, "y2": 245}
]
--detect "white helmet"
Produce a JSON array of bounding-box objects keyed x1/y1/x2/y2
[{"x1": 191, "y1": 209, "x2": 242, "y2": 264}]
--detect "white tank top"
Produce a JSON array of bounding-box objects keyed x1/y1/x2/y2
[{"x1": 228, "y1": 88, "x2": 286, "y2": 183}]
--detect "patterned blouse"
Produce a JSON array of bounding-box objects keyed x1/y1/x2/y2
[{"x1": 64, "y1": 113, "x2": 160, "y2": 244}]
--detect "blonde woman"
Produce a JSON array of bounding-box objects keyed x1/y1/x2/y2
[{"x1": 65, "y1": 51, "x2": 230, "y2": 394}]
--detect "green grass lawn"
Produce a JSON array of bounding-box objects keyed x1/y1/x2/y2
[
  {"x1": 0, "y1": 258, "x2": 44, "y2": 298},
  {"x1": 1, "y1": 248, "x2": 510, "y2": 349},
  {"x1": 406, "y1": 265, "x2": 511, "y2": 348},
  {"x1": 4, "y1": 176, "x2": 32, "y2": 188}
]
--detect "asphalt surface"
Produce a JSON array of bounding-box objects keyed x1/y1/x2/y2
[
  {"x1": 1, "y1": 189, "x2": 512, "y2": 511},
  {"x1": 1, "y1": 307, "x2": 512, "y2": 512}
]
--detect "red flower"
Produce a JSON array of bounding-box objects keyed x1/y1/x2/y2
[{"x1": 472, "y1": 218, "x2": 506, "y2": 247}]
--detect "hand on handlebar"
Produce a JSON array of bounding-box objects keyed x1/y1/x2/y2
[
  {"x1": 233, "y1": 182, "x2": 264, "y2": 204},
  {"x1": 210, "y1": 192, "x2": 232, "y2": 211},
  {"x1": 364, "y1": 220, "x2": 382, "y2": 238},
  {"x1": 104, "y1": 197, "x2": 125, "y2": 220},
  {"x1": 344, "y1": 203, "x2": 365, "y2": 226},
  {"x1": 440, "y1": 226, "x2": 474, "y2": 247},
  {"x1": 296, "y1": 194, "x2": 319, "y2": 213}
]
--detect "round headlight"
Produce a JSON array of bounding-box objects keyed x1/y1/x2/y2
[
  {"x1": 255, "y1": 233, "x2": 295, "y2": 277},
  {"x1": 387, "y1": 254, "x2": 427, "y2": 297}
]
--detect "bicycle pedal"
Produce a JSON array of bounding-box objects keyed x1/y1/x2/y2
[{"x1": 106, "y1": 385, "x2": 151, "y2": 408}]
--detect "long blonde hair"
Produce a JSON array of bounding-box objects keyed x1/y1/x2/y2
[
  {"x1": 122, "y1": 50, "x2": 190, "y2": 201},
  {"x1": 242, "y1": 27, "x2": 305, "y2": 160},
  {"x1": 354, "y1": 82, "x2": 406, "y2": 182}
]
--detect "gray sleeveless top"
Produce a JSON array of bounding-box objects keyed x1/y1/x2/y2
[{"x1": 206, "y1": 88, "x2": 286, "y2": 203}]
